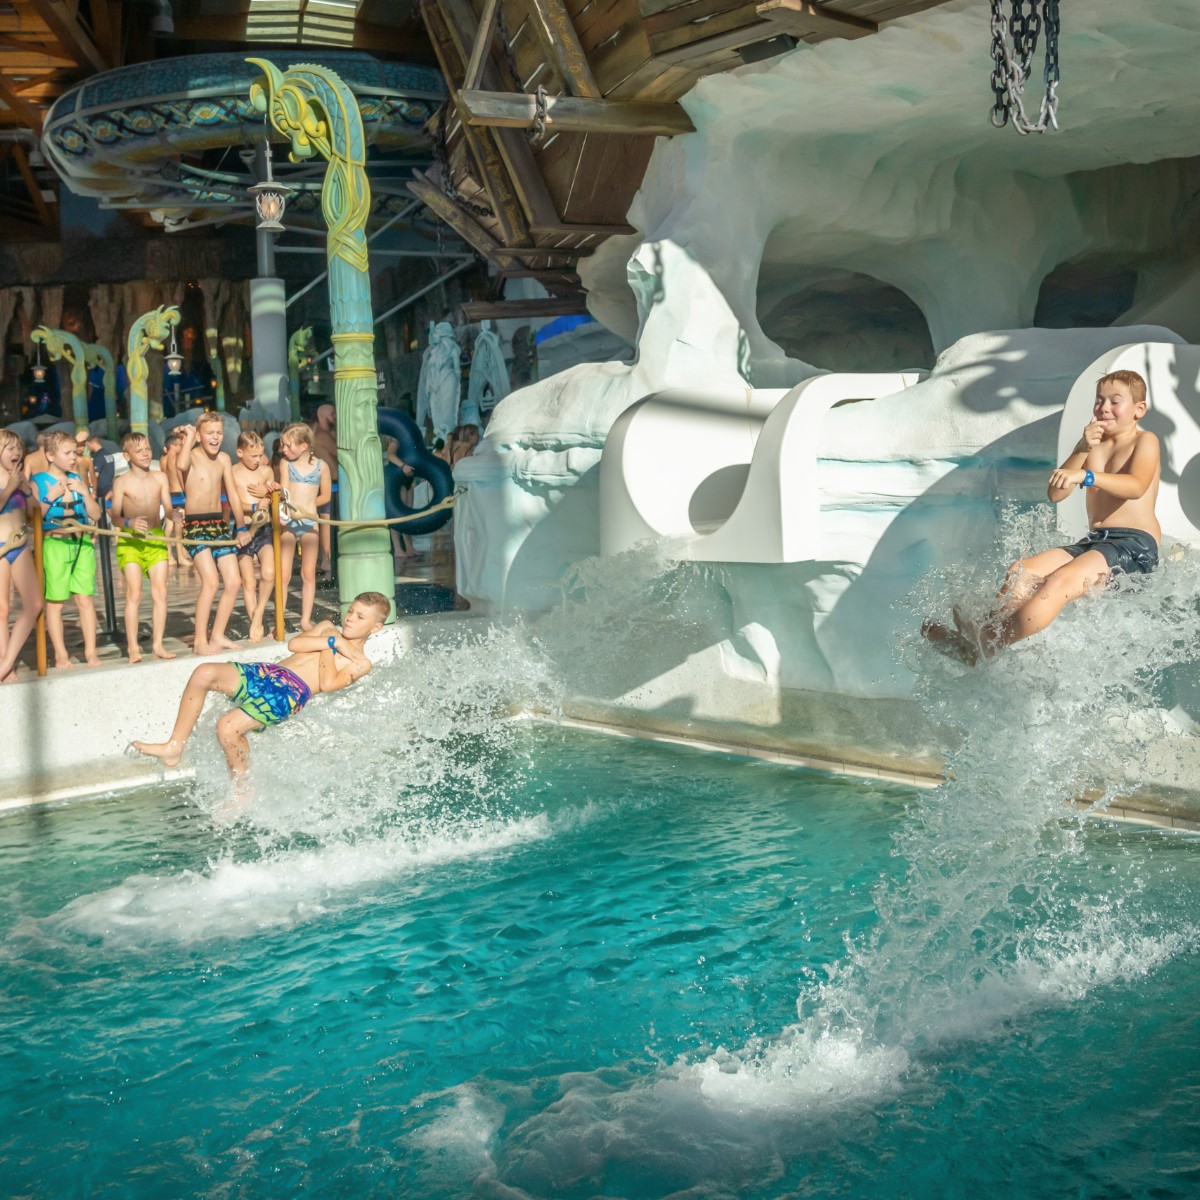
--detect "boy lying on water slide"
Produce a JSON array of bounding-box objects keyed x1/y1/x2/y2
[
  {"x1": 134, "y1": 591, "x2": 390, "y2": 780},
  {"x1": 922, "y1": 370, "x2": 1161, "y2": 665}
]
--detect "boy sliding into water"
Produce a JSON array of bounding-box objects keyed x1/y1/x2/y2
[
  {"x1": 231, "y1": 431, "x2": 278, "y2": 643},
  {"x1": 110, "y1": 432, "x2": 176, "y2": 664},
  {"x1": 177, "y1": 413, "x2": 249, "y2": 655},
  {"x1": 923, "y1": 369, "x2": 1161, "y2": 664},
  {"x1": 133, "y1": 591, "x2": 389, "y2": 780}
]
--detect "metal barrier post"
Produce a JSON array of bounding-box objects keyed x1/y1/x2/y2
[
  {"x1": 31, "y1": 501, "x2": 46, "y2": 677},
  {"x1": 329, "y1": 480, "x2": 338, "y2": 591},
  {"x1": 97, "y1": 509, "x2": 118, "y2": 638},
  {"x1": 271, "y1": 491, "x2": 285, "y2": 642}
]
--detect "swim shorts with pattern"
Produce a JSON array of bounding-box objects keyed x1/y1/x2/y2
[
  {"x1": 185, "y1": 512, "x2": 236, "y2": 561},
  {"x1": 231, "y1": 661, "x2": 312, "y2": 729}
]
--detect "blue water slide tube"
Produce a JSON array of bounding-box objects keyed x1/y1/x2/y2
[{"x1": 376, "y1": 407, "x2": 455, "y2": 536}]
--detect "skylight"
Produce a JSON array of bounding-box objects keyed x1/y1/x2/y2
[{"x1": 246, "y1": 0, "x2": 362, "y2": 47}]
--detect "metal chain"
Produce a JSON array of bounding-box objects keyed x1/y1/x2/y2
[
  {"x1": 528, "y1": 85, "x2": 550, "y2": 146},
  {"x1": 432, "y1": 107, "x2": 494, "y2": 218},
  {"x1": 496, "y1": 4, "x2": 555, "y2": 148},
  {"x1": 989, "y1": 0, "x2": 1060, "y2": 135}
]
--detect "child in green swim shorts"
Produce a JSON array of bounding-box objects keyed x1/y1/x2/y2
[
  {"x1": 111, "y1": 432, "x2": 177, "y2": 664},
  {"x1": 32, "y1": 430, "x2": 102, "y2": 669}
]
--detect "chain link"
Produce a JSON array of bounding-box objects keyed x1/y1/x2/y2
[
  {"x1": 528, "y1": 85, "x2": 550, "y2": 145},
  {"x1": 432, "y1": 107, "x2": 494, "y2": 218},
  {"x1": 989, "y1": 0, "x2": 1061, "y2": 135}
]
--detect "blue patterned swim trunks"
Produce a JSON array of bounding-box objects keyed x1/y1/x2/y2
[{"x1": 231, "y1": 662, "x2": 312, "y2": 729}]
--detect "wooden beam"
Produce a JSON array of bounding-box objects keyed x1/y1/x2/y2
[
  {"x1": 0, "y1": 73, "x2": 43, "y2": 133},
  {"x1": 420, "y1": 3, "x2": 531, "y2": 247},
  {"x1": 435, "y1": 0, "x2": 562, "y2": 230},
  {"x1": 755, "y1": 0, "x2": 877, "y2": 39},
  {"x1": 649, "y1": 19, "x2": 777, "y2": 65},
  {"x1": 25, "y1": 0, "x2": 108, "y2": 72},
  {"x1": 462, "y1": 0, "x2": 501, "y2": 91},
  {"x1": 408, "y1": 170, "x2": 513, "y2": 269},
  {"x1": 459, "y1": 88, "x2": 694, "y2": 136},
  {"x1": 460, "y1": 296, "x2": 589, "y2": 321},
  {"x1": 526, "y1": 0, "x2": 600, "y2": 98},
  {"x1": 12, "y1": 141, "x2": 54, "y2": 227},
  {"x1": 531, "y1": 221, "x2": 636, "y2": 238}
]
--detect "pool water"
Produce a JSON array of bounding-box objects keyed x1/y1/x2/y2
[{"x1": 3, "y1": 727, "x2": 1200, "y2": 1199}]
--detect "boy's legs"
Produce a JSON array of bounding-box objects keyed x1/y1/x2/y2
[
  {"x1": 45, "y1": 600, "x2": 71, "y2": 668},
  {"x1": 191, "y1": 549, "x2": 219, "y2": 654},
  {"x1": 216, "y1": 708, "x2": 264, "y2": 778},
  {"x1": 75, "y1": 593, "x2": 100, "y2": 667},
  {"x1": 148, "y1": 558, "x2": 174, "y2": 659},
  {"x1": 133, "y1": 661, "x2": 243, "y2": 767},
  {"x1": 989, "y1": 549, "x2": 1109, "y2": 652},
  {"x1": 251, "y1": 545, "x2": 274, "y2": 641},
  {"x1": 209, "y1": 554, "x2": 242, "y2": 651},
  {"x1": 997, "y1": 548, "x2": 1075, "y2": 609},
  {"x1": 298, "y1": 530, "x2": 319, "y2": 629},
  {"x1": 122, "y1": 561, "x2": 144, "y2": 662},
  {"x1": 239, "y1": 553, "x2": 259, "y2": 638}
]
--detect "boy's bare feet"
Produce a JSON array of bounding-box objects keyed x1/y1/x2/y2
[
  {"x1": 132, "y1": 739, "x2": 183, "y2": 768},
  {"x1": 1, "y1": 668, "x2": 18, "y2": 683},
  {"x1": 153, "y1": 645, "x2": 176, "y2": 660},
  {"x1": 54, "y1": 657, "x2": 75, "y2": 670},
  {"x1": 129, "y1": 648, "x2": 143, "y2": 664},
  {"x1": 920, "y1": 619, "x2": 979, "y2": 667},
  {"x1": 300, "y1": 618, "x2": 315, "y2": 632},
  {"x1": 85, "y1": 655, "x2": 102, "y2": 668},
  {"x1": 194, "y1": 640, "x2": 213, "y2": 656},
  {"x1": 247, "y1": 621, "x2": 264, "y2": 644},
  {"x1": 210, "y1": 634, "x2": 241, "y2": 652}
]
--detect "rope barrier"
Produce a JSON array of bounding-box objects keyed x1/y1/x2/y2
[{"x1": 33, "y1": 488, "x2": 463, "y2": 547}]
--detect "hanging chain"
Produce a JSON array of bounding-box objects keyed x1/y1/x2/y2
[
  {"x1": 528, "y1": 85, "x2": 550, "y2": 146},
  {"x1": 432, "y1": 106, "x2": 494, "y2": 218},
  {"x1": 496, "y1": 4, "x2": 555, "y2": 148},
  {"x1": 989, "y1": 0, "x2": 1060, "y2": 135}
]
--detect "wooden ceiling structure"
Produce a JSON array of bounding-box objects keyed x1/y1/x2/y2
[
  {"x1": 0, "y1": 0, "x2": 958, "y2": 314},
  {"x1": 410, "y1": 0, "x2": 957, "y2": 317}
]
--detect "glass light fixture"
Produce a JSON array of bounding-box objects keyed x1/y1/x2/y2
[
  {"x1": 249, "y1": 140, "x2": 293, "y2": 234},
  {"x1": 164, "y1": 327, "x2": 183, "y2": 377},
  {"x1": 31, "y1": 341, "x2": 46, "y2": 384}
]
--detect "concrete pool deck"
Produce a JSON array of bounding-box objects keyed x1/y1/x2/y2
[{"x1": 1, "y1": 600, "x2": 1197, "y2": 834}]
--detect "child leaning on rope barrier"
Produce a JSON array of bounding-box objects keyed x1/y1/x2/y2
[
  {"x1": 32, "y1": 430, "x2": 102, "y2": 669},
  {"x1": 133, "y1": 590, "x2": 389, "y2": 788},
  {"x1": 110, "y1": 432, "x2": 176, "y2": 664},
  {"x1": 177, "y1": 413, "x2": 249, "y2": 656},
  {"x1": 231, "y1": 430, "x2": 279, "y2": 644},
  {"x1": 923, "y1": 369, "x2": 1162, "y2": 665}
]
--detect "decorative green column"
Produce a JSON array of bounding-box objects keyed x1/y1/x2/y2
[
  {"x1": 287, "y1": 325, "x2": 314, "y2": 421},
  {"x1": 126, "y1": 306, "x2": 181, "y2": 436},
  {"x1": 249, "y1": 58, "x2": 394, "y2": 618},
  {"x1": 204, "y1": 321, "x2": 226, "y2": 412},
  {"x1": 82, "y1": 341, "x2": 118, "y2": 442},
  {"x1": 31, "y1": 327, "x2": 88, "y2": 435}
]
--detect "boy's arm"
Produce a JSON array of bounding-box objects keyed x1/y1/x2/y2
[
  {"x1": 221, "y1": 457, "x2": 248, "y2": 542},
  {"x1": 1048, "y1": 420, "x2": 1104, "y2": 502},
  {"x1": 176, "y1": 428, "x2": 197, "y2": 480},
  {"x1": 317, "y1": 640, "x2": 372, "y2": 695},
  {"x1": 110, "y1": 476, "x2": 125, "y2": 526},
  {"x1": 1091, "y1": 432, "x2": 1161, "y2": 500},
  {"x1": 78, "y1": 476, "x2": 101, "y2": 522},
  {"x1": 286, "y1": 622, "x2": 338, "y2": 652},
  {"x1": 316, "y1": 460, "x2": 331, "y2": 508}
]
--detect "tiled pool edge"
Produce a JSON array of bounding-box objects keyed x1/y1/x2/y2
[{"x1": 542, "y1": 711, "x2": 1200, "y2": 835}]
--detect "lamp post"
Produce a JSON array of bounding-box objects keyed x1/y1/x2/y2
[{"x1": 247, "y1": 140, "x2": 292, "y2": 425}]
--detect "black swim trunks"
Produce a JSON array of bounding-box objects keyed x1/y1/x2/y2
[
  {"x1": 237, "y1": 524, "x2": 272, "y2": 558},
  {"x1": 1062, "y1": 526, "x2": 1159, "y2": 577}
]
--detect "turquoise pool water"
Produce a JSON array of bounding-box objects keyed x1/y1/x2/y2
[{"x1": 3, "y1": 728, "x2": 1200, "y2": 1199}]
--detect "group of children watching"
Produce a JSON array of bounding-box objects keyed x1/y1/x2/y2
[{"x1": 0, "y1": 415, "x2": 333, "y2": 678}]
